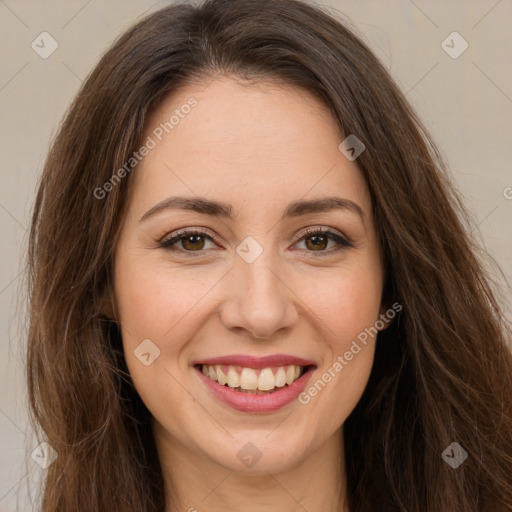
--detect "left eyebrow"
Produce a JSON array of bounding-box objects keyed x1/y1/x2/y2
[{"x1": 281, "y1": 197, "x2": 365, "y2": 221}]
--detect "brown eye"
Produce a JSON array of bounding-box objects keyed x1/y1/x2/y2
[
  {"x1": 159, "y1": 229, "x2": 218, "y2": 255},
  {"x1": 181, "y1": 234, "x2": 206, "y2": 251},
  {"x1": 295, "y1": 229, "x2": 353, "y2": 255},
  {"x1": 160, "y1": 227, "x2": 352, "y2": 257},
  {"x1": 304, "y1": 233, "x2": 329, "y2": 251}
]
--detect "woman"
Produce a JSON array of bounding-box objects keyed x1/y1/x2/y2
[{"x1": 26, "y1": 0, "x2": 512, "y2": 510}]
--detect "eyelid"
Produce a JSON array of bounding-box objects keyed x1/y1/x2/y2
[
  {"x1": 160, "y1": 226, "x2": 221, "y2": 244},
  {"x1": 292, "y1": 226, "x2": 353, "y2": 253},
  {"x1": 295, "y1": 225, "x2": 349, "y2": 242},
  {"x1": 158, "y1": 225, "x2": 353, "y2": 255}
]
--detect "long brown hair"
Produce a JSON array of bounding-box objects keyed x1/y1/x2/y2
[{"x1": 26, "y1": 0, "x2": 512, "y2": 510}]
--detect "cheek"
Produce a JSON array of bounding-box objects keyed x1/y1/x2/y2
[
  {"x1": 303, "y1": 258, "x2": 383, "y2": 343},
  {"x1": 114, "y1": 254, "x2": 217, "y2": 347},
  {"x1": 295, "y1": 258, "x2": 382, "y2": 426},
  {"x1": 113, "y1": 256, "x2": 200, "y2": 414}
]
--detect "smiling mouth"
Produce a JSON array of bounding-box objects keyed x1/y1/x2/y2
[{"x1": 194, "y1": 363, "x2": 310, "y2": 394}]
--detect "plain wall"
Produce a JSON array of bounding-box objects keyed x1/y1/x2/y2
[{"x1": 1, "y1": 0, "x2": 510, "y2": 509}]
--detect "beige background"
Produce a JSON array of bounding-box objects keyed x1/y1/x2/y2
[{"x1": 1, "y1": 0, "x2": 511, "y2": 509}]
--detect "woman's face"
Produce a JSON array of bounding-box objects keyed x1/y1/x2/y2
[{"x1": 113, "y1": 76, "x2": 386, "y2": 474}]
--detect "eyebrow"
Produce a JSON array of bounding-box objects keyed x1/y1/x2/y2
[{"x1": 139, "y1": 195, "x2": 365, "y2": 222}]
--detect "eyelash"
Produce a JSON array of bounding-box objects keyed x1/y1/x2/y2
[{"x1": 158, "y1": 227, "x2": 353, "y2": 257}]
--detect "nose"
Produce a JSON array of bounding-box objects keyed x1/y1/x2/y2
[{"x1": 218, "y1": 251, "x2": 299, "y2": 339}]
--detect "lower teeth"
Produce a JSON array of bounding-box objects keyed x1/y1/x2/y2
[{"x1": 227, "y1": 385, "x2": 286, "y2": 394}]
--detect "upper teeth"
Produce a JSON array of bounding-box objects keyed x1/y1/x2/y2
[{"x1": 201, "y1": 364, "x2": 303, "y2": 391}]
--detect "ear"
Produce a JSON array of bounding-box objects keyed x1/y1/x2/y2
[
  {"x1": 98, "y1": 289, "x2": 117, "y2": 322},
  {"x1": 377, "y1": 267, "x2": 396, "y2": 331},
  {"x1": 377, "y1": 300, "x2": 401, "y2": 332},
  {"x1": 377, "y1": 302, "x2": 392, "y2": 332}
]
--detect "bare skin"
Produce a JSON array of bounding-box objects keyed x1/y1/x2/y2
[{"x1": 113, "y1": 75, "x2": 387, "y2": 512}]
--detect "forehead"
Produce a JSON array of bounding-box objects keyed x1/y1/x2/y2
[{"x1": 130, "y1": 76, "x2": 371, "y2": 218}]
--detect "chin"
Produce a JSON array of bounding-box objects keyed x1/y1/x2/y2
[{"x1": 203, "y1": 430, "x2": 312, "y2": 474}]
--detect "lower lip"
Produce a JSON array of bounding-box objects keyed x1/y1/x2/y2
[{"x1": 195, "y1": 366, "x2": 315, "y2": 413}]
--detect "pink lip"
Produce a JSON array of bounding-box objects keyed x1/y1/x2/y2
[
  {"x1": 193, "y1": 354, "x2": 316, "y2": 369},
  {"x1": 195, "y1": 365, "x2": 316, "y2": 414}
]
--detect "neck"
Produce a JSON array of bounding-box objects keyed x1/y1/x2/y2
[{"x1": 153, "y1": 421, "x2": 349, "y2": 512}]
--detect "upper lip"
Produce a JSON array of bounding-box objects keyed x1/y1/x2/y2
[{"x1": 193, "y1": 354, "x2": 316, "y2": 369}]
